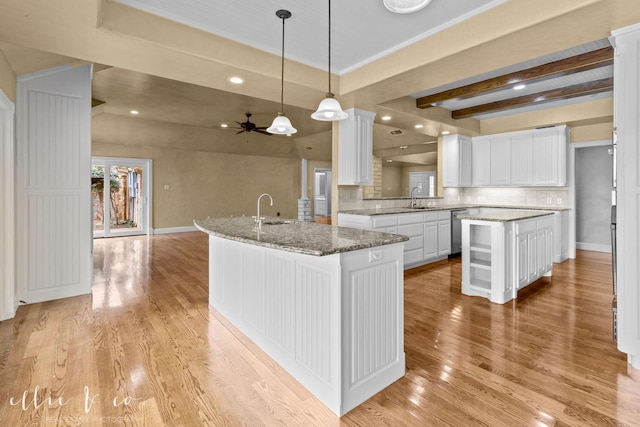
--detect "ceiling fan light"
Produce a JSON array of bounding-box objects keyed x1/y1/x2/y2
[
  {"x1": 311, "y1": 94, "x2": 348, "y2": 121},
  {"x1": 383, "y1": 0, "x2": 432, "y2": 14},
  {"x1": 267, "y1": 113, "x2": 297, "y2": 135}
]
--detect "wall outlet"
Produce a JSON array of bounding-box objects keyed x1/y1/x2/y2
[
  {"x1": 163, "y1": 184, "x2": 170, "y2": 190},
  {"x1": 546, "y1": 197, "x2": 552, "y2": 204}
]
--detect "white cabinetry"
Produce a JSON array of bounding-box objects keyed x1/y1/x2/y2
[
  {"x1": 553, "y1": 210, "x2": 569, "y2": 263},
  {"x1": 490, "y1": 136, "x2": 511, "y2": 186},
  {"x1": 338, "y1": 210, "x2": 451, "y2": 269},
  {"x1": 469, "y1": 126, "x2": 568, "y2": 187},
  {"x1": 443, "y1": 134, "x2": 472, "y2": 187},
  {"x1": 533, "y1": 129, "x2": 566, "y2": 186},
  {"x1": 472, "y1": 138, "x2": 491, "y2": 186},
  {"x1": 462, "y1": 215, "x2": 553, "y2": 304},
  {"x1": 511, "y1": 133, "x2": 533, "y2": 185},
  {"x1": 398, "y1": 213, "x2": 423, "y2": 266},
  {"x1": 338, "y1": 108, "x2": 375, "y2": 185},
  {"x1": 611, "y1": 23, "x2": 640, "y2": 368}
]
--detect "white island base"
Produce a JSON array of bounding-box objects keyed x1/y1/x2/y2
[
  {"x1": 462, "y1": 214, "x2": 554, "y2": 304},
  {"x1": 207, "y1": 235, "x2": 405, "y2": 416}
]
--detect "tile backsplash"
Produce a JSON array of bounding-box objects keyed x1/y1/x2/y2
[{"x1": 340, "y1": 186, "x2": 568, "y2": 210}]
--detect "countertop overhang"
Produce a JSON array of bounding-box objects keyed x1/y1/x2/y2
[
  {"x1": 339, "y1": 204, "x2": 569, "y2": 216},
  {"x1": 458, "y1": 210, "x2": 554, "y2": 222},
  {"x1": 194, "y1": 217, "x2": 408, "y2": 256}
]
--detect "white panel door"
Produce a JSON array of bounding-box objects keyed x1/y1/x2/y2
[
  {"x1": 0, "y1": 89, "x2": 15, "y2": 320},
  {"x1": 472, "y1": 138, "x2": 491, "y2": 186},
  {"x1": 533, "y1": 130, "x2": 560, "y2": 185},
  {"x1": 490, "y1": 136, "x2": 511, "y2": 185},
  {"x1": 511, "y1": 134, "x2": 533, "y2": 185},
  {"x1": 16, "y1": 64, "x2": 92, "y2": 304}
]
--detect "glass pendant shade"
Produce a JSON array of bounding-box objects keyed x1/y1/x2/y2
[
  {"x1": 383, "y1": 0, "x2": 432, "y2": 14},
  {"x1": 267, "y1": 113, "x2": 297, "y2": 135},
  {"x1": 311, "y1": 94, "x2": 348, "y2": 121}
]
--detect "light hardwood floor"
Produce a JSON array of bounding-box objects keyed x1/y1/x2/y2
[{"x1": 1, "y1": 232, "x2": 639, "y2": 426}]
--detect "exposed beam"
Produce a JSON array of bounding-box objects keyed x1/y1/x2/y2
[
  {"x1": 452, "y1": 77, "x2": 613, "y2": 119},
  {"x1": 416, "y1": 47, "x2": 613, "y2": 109}
]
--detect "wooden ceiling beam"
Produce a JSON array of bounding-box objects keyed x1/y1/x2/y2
[
  {"x1": 416, "y1": 46, "x2": 613, "y2": 109},
  {"x1": 451, "y1": 77, "x2": 613, "y2": 119}
]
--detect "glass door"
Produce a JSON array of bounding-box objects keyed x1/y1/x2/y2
[{"x1": 92, "y1": 157, "x2": 152, "y2": 238}]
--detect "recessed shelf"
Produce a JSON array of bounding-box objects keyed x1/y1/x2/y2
[
  {"x1": 470, "y1": 243, "x2": 491, "y2": 253},
  {"x1": 469, "y1": 279, "x2": 491, "y2": 291},
  {"x1": 470, "y1": 258, "x2": 491, "y2": 269}
]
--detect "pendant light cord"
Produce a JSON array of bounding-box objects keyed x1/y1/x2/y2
[
  {"x1": 280, "y1": 16, "x2": 285, "y2": 113},
  {"x1": 327, "y1": 0, "x2": 332, "y2": 94}
]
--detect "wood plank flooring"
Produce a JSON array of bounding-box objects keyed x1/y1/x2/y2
[{"x1": 1, "y1": 232, "x2": 638, "y2": 426}]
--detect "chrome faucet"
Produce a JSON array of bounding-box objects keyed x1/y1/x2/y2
[
  {"x1": 410, "y1": 186, "x2": 420, "y2": 208},
  {"x1": 254, "y1": 193, "x2": 273, "y2": 229}
]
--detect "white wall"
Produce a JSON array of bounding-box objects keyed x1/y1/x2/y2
[{"x1": 0, "y1": 88, "x2": 15, "y2": 320}]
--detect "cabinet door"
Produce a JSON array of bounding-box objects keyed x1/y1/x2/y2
[
  {"x1": 424, "y1": 222, "x2": 438, "y2": 259},
  {"x1": 511, "y1": 133, "x2": 533, "y2": 185},
  {"x1": 460, "y1": 136, "x2": 472, "y2": 186},
  {"x1": 528, "y1": 230, "x2": 538, "y2": 282},
  {"x1": 443, "y1": 135, "x2": 460, "y2": 187},
  {"x1": 472, "y1": 138, "x2": 491, "y2": 186},
  {"x1": 516, "y1": 232, "x2": 529, "y2": 289},
  {"x1": 533, "y1": 130, "x2": 561, "y2": 185},
  {"x1": 438, "y1": 220, "x2": 451, "y2": 256},
  {"x1": 490, "y1": 136, "x2": 511, "y2": 186},
  {"x1": 537, "y1": 228, "x2": 547, "y2": 277},
  {"x1": 338, "y1": 108, "x2": 375, "y2": 185}
]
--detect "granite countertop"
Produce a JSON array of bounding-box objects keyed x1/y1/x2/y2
[
  {"x1": 194, "y1": 217, "x2": 408, "y2": 257},
  {"x1": 458, "y1": 209, "x2": 554, "y2": 222},
  {"x1": 339, "y1": 204, "x2": 569, "y2": 216}
]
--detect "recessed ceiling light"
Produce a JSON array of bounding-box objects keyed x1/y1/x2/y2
[
  {"x1": 228, "y1": 76, "x2": 244, "y2": 84},
  {"x1": 441, "y1": 131, "x2": 450, "y2": 135},
  {"x1": 221, "y1": 123, "x2": 228, "y2": 128},
  {"x1": 386, "y1": 160, "x2": 393, "y2": 163},
  {"x1": 513, "y1": 84, "x2": 526, "y2": 90},
  {"x1": 130, "y1": 110, "x2": 139, "y2": 115},
  {"x1": 381, "y1": 115, "x2": 392, "y2": 121},
  {"x1": 414, "y1": 124, "x2": 424, "y2": 129},
  {"x1": 399, "y1": 145, "x2": 408, "y2": 149}
]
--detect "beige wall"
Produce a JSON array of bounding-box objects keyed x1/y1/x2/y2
[
  {"x1": 382, "y1": 166, "x2": 402, "y2": 197},
  {"x1": 0, "y1": 50, "x2": 16, "y2": 100},
  {"x1": 570, "y1": 122, "x2": 614, "y2": 142},
  {"x1": 92, "y1": 115, "x2": 302, "y2": 229}
]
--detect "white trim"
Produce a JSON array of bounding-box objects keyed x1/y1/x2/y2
[
  {"x1": 0, "y1": 89, "x2": 15, "y2": 320},
  {"x1": 568, "y1": 138, "x2": 612, "y2": 260},
  {"x1": 154, "y1": 226, "x2": 198, "y2": 235},
  {"x1": 16, "y1": 63, "x2": 74, "y2": 83},
  {"x1": 576, "y1": 242, "x2": 612, "y2": 253},
  {"x1": 91, "y1": 156, "x2": 153, "y2": 238}
]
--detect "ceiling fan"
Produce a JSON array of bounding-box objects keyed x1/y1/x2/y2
[{"x1": 228, "y1": 113, "x2": 271, "y2": 135}]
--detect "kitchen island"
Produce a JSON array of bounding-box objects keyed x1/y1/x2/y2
[
  {"x1": 194, "y1": 217, "x2": 408, "y2": 416},
  {"x1": 460, "y1": 210, "x2": 555, "y2": 304}
]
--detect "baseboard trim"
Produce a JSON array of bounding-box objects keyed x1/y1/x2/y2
[
  {"x1": 576, "y1": 242, "x2": 611, "y2": 253},
  {"x1": 154, "y1": 226, "x2": 198, "y2": 235}
]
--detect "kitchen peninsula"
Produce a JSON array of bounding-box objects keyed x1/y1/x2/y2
[
  {"x1": 461, "y1": 210, "x2": 555, "y2": 304},
  {"x1": 194, "y1": 217, "x2": 408, "y2": 416}
]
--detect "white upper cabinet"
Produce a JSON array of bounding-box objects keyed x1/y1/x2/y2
[
  {"x1": 490, "y1": 136, "x2": 511, "y2": 186},
  {"x1": 467, "y1": 126, "x2": 567, "y2": 187},
  {"x1": 472, "y1": 138, "x2": 491, "y2": 186},
  {"x1": 511, "y1": 133, "x2": 534, "y2": 185},
  {"x1": 443, "y1": 134, "x2": 472, "y2": 187},
  {"x1": 338, "y1": 108, "x2": 375, "y2": 185},
  {"x1": 533, "y1": 128, "x2": 567, "y2": 186}
]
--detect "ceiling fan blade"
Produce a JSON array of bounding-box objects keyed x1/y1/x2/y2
[{"x1": 254, "y1": 129, "x2": 272, "y2": 135}]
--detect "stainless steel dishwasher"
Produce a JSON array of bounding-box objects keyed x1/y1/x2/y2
[{"x1": 450, "y1": 209, "x2": 469, "y2": 256}]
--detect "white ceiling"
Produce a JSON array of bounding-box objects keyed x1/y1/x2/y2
[{"x1": 116, "y1": 0, "x2": 505, "y2": 74}]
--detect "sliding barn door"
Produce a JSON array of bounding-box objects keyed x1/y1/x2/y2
[{"x1": 16, "y1": 64, "x2": 92, "y2": 304}]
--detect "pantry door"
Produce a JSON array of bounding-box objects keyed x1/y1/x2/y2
[{"x1": 92, "y1": 157, "x2": 152, "y2": 238}]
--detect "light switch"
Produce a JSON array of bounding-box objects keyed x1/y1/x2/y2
[{"x1": 163, "y1": 184, "x2": 170, "y2": 190}]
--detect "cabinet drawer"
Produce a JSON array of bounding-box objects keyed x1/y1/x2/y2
[
  {"x1": 437, "y1": 210, "x2": 451, "y2": 220},
  {"x1": 404, "y1": 249, "x2": 423, "y2": 265},
  {"x1": 404, "y1": 235, "x2": 423, "y2": 251},
  {"x1": 397, "y1": 223, "x2": 423, "y2": 237},
  {"x1": 398, "y1": 213, "x2": 423, "y2": 225},
  {"x1": 372, "y1": 215, "x2": 397, "y2": 228},
  {"x1": 423, "y1": 211, "x2": 438, "y2": 222}
]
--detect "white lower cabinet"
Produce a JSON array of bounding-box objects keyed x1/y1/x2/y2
[
  {"x1": 338, "y1": 211, "x2": 451, "y2": 269},
  {"x1": 462, "y1": 215, "x2": 553, "y2": 304}
]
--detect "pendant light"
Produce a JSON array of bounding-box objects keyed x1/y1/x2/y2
[
  {"x1": 312, "y1": 0, "x2": 348, "y2": 121},
  {"x1": 267, "y1": 9, "x2": 297, "y2": 135},
  {"x1": 383, "y1": 0, "x2": 432, "y2": 14}
]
